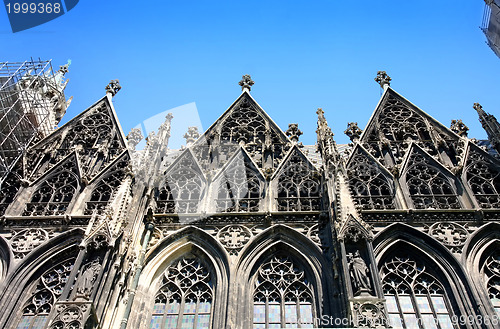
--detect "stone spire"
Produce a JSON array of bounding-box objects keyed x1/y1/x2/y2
[
  {"x1": 239, "y1": 74, "x2": 255, "y2": 92},
  {"x1": 105, "y1": 79, "x2": 121, "y2": 97},
  {"x1": 474, "y1": 102, "x2": 500, "y2": 152},
  {"x1": 374, "y1": 71, "x2": 391, "y2": 90}
]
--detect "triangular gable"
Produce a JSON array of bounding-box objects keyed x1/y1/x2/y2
[
  {"x1": 212, "y1": 147, "x2": 265, "y2": 182},
  {"x1": 88, "y1": 150, "x2": 130, "y2": 184},
  {"x1": 360, "y1": 87, "x2": 459, "y2": 144},
  {"x1": 194, "y1": 91, "x2": 289, "y2": 147},
  {"x1": 30, "y1": 95, "x2": 127, "y2": 150},
  {"x1": 272, "y1": 144, "x2": 319, "y2": 180},
  {"x1": 346, "y1": 144, "x2": 394, "y2": 179},
  {"x1": 338, "y1": 214, "x2": 373, "y2": 242},
  {"x1": 462, "y1": 141, "x2": 500, "y2": 208},
  {"x1": 29, "y1": 151, "x2": 81, "y2": 186},
  {"x1": 400, "y1": 143, "x2": 456, "y2": 179},
  {"x1": 162, "y1": 148, "x2": 206, "y2": 184},
  {"x1": 24, "y1": 95, "x2": 128, "y2": 182}
]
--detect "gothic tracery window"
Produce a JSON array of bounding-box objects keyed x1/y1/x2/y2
[
  {"x1": 276, "y1": 150, "x2": 321, "y2": 212},
  {"x1": 216, "y1": 161, "x2": 263, "y2": 213},
  {"x1": 150, "y1": 256, "x2": 213, "y2": 329},
  {"x1": 380, "y1": 256, "x2": 456, "y2": 329},
  {"x1": 465, "y1": 147, "x2": 500, "y2": 208},
  {"x1": 23, "y1": 160, "x2": 79, "y2": 216},
  {"x1": 85, "y1": 165, "x2": 127, "y2": 215},
  {"x1": 155, "y1": 153, "x2": 205, "y2": 214},
  {"x1": 347, "y1": 148, "x2": 396, "y2": 210},
  {"x1": 482, "y1": 250, "x2": 500, "y2": 316},
  {"x1": 403, "y1": 151, "x2": 460, "y2": 210},
  {"x1": 16, "y1": 259, "x2": 75, "y2": 329},
  {"x1": 253, "y1": 256, "x2": 314, "y2": 328},
  {"x1": 0, "y1": 168, "x2": 21, "y2": 216}
]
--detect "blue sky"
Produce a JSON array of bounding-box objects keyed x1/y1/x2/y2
[{"x1": 2, "y1": 1, "x2": 500, "y2": 147}]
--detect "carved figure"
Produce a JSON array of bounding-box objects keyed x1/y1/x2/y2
[
  {"x1": 348, "y1": 251, "x2": 372, "y2": 294},
  {"x1": 76, "y1": 259, "x2": 102, "y2": 297}
]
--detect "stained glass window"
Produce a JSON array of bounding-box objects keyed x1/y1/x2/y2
[
  {"x1": 380, "y1": 256, "x2": 456, "y2": 329},
  {"x1": 253, "y1": 256, "x2": 314, "y2": 328},
  {"x1": 150, "y1": 256, "x2": 213, "y2": 329},
  {"x1": 16, "y1": 259, "x2": 75, "y2": 329},
  {"x1": 482, "y1": 251, "x2": 500, "y2": 317}
]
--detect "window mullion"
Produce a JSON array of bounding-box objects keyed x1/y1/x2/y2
[{"x1": 177, "y1": 293, "x2": 186, "y2": 329}]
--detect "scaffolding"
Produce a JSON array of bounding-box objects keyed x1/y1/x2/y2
[{"x1": 0, "y1": 59, "x2": 70, "y2": 187}]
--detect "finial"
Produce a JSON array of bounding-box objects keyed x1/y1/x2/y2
[
  {"x1": 239, "y1": 74, "x2": 255, "y2": 92},
  {"x1": 375, "y1": 71, "x2": 391, "y2": 89},
  {"x1": 159, "y1": 113, "x2": 174, "y2": 134},
  {"x1": 183, "y1": 127, "x2": 200, "y2": 147},
  {"x1": 473, "y1": 102, "x2": 484, "y2": 113},
  {"x1": 286, "y1": 123, "x2": 303, "y2": 143},
  {"x1": 344, "y1": 122, "x2": 363, "y2": 142},
  {"x1": 58, "y1": 64, "x2": 69, "y2": 75},
  {"x1": 105, "y1": 79, "x2": 121, "y2": 97},
  {"x1": 450, "y1": 119, "x2": 469, "y2": 137},
  {"x1": 126, "y1": 128, "x2": 143, "y2": 150}
]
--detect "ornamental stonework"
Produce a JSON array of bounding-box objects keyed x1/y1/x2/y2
[
  {"x1": 9, "y1": 228, "x2": 50, "y2": 259},
  {"x1": 426, "y1": 222, "x2": 469, "y2": 253}
]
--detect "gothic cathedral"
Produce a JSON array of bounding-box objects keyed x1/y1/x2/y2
[{"x1": 1, "y1": 72, "x2": 500, "y2": 329}]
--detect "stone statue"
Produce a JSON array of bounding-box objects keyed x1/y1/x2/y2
[
  {"x1": 76, "y1": 258, "x2": 102, "y2": 298},
  {"x1": 348, "y1": 251, "x2": 372, "y2": 294}
]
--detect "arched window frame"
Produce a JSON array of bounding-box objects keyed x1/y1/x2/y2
[
  {"x1": 274, "y1": 149, "x2": 321, "y2": 212},
  {"x1": 155, "y1": 152, "x2": 206, "y2": 214},
  {"x1": 380, "y1": 254, "x2": 458, "y2": 329},
  {"x1": 251, "y1": 254, "x2": 316, "y2": 328},
  {"x1": 15, "y1": 258, "x2": 75, "y2": 329},
  {"x1": 148, "y1": 252, "x2": 216, "y2": 329},
  {"x1": 463, "y1": 144, "x2": 500, "y2": 209},
  {"x1": 400, "y1": 147, "x2": 462, "y2": 210},
  {"x1": 23, "y1": 163, "x2": 79, "y2": 216},
  {"x1": 346, "y1": 146, "x2": 397, "y2": 210}
]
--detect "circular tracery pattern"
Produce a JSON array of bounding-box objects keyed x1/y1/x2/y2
[{"x1": 10, "y1": 228, "x2": 49, "y2": 259}]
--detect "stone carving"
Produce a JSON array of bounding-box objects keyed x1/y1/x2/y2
[
  {"x1": 238, "y1": 74, "x2": 255, "y2": 91},
  {"x1": 216, "y1": 225, "x2": 252, "y2": 255},
  {"x1": 76, "y1": 258, "x2": 102, "y2": 298},
  {"x1": 450, "y1": 119, "x2": 469, "y2": 137},
  {"x1": 126, "y1": 128, "x2": 143, "y2": 150},
  {"x1": 348, "y1": 251, "x2": 372, "y2": 295},
  {"x1": 464, "y1": 145, "x2": 500, "y2": 208},
  {"x1": 105, "y1": 79, "x2": 121, "y2": 96},
  {"x1": 285, "y1": 123, "x2": 303, "y2": 143},
  {"x1": 484, "y1": 251, "x2": 500, "y2": 313},
  {"x1": 374, "y1": 71, "x2": 391, "y2": 88},
  {"x1": 345, "y1": 122, "x2": 363, "y2": 142},
  {"x1": 183, "y1": 126, "x2": 200, "y2": 146},
  {"x1": 10, "y1": 228, "x2": 49, "y2": 259},
  {"x1": 352, "y1": 301, "x2": 388, "y2": 328},
  {"x1": 50, "y1": 302, "x2": 93, "y2": 329},
  {"x1": 427, "y1": 222, "x2": 468, "y2": 253}
]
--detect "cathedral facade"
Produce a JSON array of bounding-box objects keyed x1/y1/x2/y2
[{"x1": 1, "y1": 72, "x2": 500, "y2": 329}]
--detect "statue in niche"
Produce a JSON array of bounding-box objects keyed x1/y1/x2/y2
[
  {"x1": 347, "y1": 251, "x2": 372, "y2": 295},
  {"x1": 76, "y1": 258, "x2": 102, "y2": 298}
]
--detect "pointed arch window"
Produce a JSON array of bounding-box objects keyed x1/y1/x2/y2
[
  {"x1": 465, "y1": 148, "x2": 500, "y2": 208},
  {"x1": 85, "y1": 168, "x2": 126, "y2": 215},
  {"x1": 482, "y1": 250, "x2": 500, "y2": 316},
  {"x1": 216, "y1": 164, "x2": 263, "y2": 213},
  {"x1": 253, "y1": 256, "x2": 314, "y2": 328},
  {"x1": 347, "y1": 149, "x2": 396, "y2": 210},
  {"x1": 150, "y1": 256, "x2": 213, "y2": 329},
  {"x1": 16, "y1": 259, "x2": 75, "y2": 329},
  {"x1": 276, "y1": 152, "x2": 321, "y2": 212},
  {"x1": 380, "y1": 256, "x2": 456, "y2": 329},
  {"x1": 23, "y1": 165, "x2": 79, "y2": 216},
  {"x1": 155, "y1": 155, "x2": 205, "y2": 214},
  {"x1": 403, "y1": 152, "x2": 460, "y2": 210}
]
